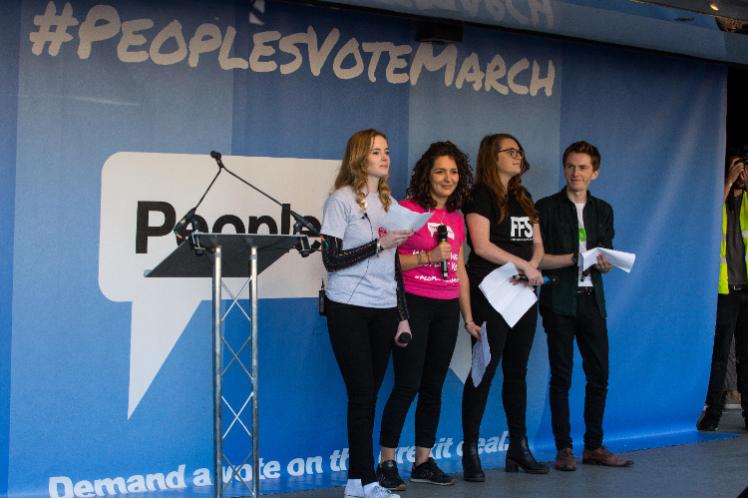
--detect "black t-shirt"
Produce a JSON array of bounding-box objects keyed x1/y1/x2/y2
[{"x1": 464, "y1": 182, "x2": 535, "y2": 283}]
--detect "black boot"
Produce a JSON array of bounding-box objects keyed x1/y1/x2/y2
[
  {"x1": 462, "y1": 441, "x2": 485, "y2": 482},
  {"x1": 696, "y1": 406, "x2": 722, "y2": 431},
  {"x1": 506, "y1": 436, "x2": 549, "y2": 474},
  {"x1": 698, "y1": 391, "x2": 726, "y2": 431}
]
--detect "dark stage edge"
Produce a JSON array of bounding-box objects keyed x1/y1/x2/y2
[{"x1": 272, "y1": 410, "x2": 748, "y2": 498}]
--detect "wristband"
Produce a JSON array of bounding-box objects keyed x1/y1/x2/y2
[{"x1": 571, "y1": 252, "x2": 579, "y2": 267}]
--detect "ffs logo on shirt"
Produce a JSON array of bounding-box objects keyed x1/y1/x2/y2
[{"x1": 510, "y1": 216, "x2": 533, "y2": 240}]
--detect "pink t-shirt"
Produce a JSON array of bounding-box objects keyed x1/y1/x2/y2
[{"x1": 398, "y1": 199, "x2": 465, "y2": 300}]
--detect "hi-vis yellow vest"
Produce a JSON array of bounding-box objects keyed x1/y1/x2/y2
[{"x1": 719, "y1": 191, "x2": 748, "y2": 294}]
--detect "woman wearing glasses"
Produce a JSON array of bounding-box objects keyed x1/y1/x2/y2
[{"x1": 461, "y1": 133, "x2": 548, "y2": 480}]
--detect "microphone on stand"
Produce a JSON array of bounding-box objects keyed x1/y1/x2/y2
[
  {"x1": 206, "y1": 151, "x2": 321, "y2": 257},
  {"x1": 173, "y1": 157, "x2": 224, "y2": 245},
  {"x1": 437, "y1": 224, "x2": 449, "y2": 280}
]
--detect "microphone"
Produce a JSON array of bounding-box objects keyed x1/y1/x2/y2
[
  {"x1": 396, "y1": 331, "x2": 412, "y2": 345},
  {"x1": 512, "y1": 274, "x2": 559, "y2": 286},
  {"x1": 173, "y1": 153, "x2": 225, "y2": 245},
  {"x1": 173, "y1": 207, "x2": 197, "y2": 244},
  {"x1": 437, "y1": 224, "x2": 449, "y2": 280},
  {"x1": 210, "y1": 150, "x2": 226, "y2": 169}
]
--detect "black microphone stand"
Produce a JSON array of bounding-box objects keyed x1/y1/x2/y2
[
  {"x1": 210, "y1": 151, "x2": 320, "y2": 238},
  {"x1": 173, "y1": 151, "x2": 320, "y2": 257},
  {"x1": 173, "y1": 164, "x2": 223, "y2": 245}
]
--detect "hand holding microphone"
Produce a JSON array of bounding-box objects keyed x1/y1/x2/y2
[
  {"x1": 512, "y1": 274, "x2": 558, "y2": 286},
  {"x1": 435, "y1": 224, "x2": 450, "y2": 279},
  {"x1": 395, "y1": 319, "x2": 412, "y2": 347}
]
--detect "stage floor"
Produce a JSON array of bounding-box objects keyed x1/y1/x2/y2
[{"x1": 274, "y1": 410, "x2": 748, "y2": 498}]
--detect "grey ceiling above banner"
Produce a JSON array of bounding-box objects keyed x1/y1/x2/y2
[{"x1": 321, "y1": 0, "x2": 748, "y2": 65}]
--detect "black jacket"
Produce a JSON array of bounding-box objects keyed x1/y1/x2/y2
[{"x1": 536, "y1": 188, "x2": 614, "y2": 318}]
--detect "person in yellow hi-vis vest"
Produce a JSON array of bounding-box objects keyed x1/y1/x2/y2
[{"x1": 697, "y1": 152, "x2": 748, "y2": 431}]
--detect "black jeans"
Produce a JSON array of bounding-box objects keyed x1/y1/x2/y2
[
  {"x1": 541, "y1": 293, "x2": 608, "y2": 451},
  {"x1": 326, "y1": 298, "x2": 399, "y2": 485},
  {"x1": 462, "y1": 285, "x2": 537, "y2": 443},
  {"x1": 379, "y1": 293, "x2": 460, "y2": 449},
  {"x1": 704, "y1": 290, "x2": 748, "y2": 418}
]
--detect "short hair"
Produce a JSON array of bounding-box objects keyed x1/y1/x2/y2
[{"x1": 563, "y1": 141, "x2": 601, "y2": 171}]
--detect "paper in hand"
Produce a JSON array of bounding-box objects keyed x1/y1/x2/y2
[
  {"x1": 478, "y1": 262, "x2": 537, "y2": 328},
  {"x1": 382, "y1": 203, "x2": 432, "y2": 232},
  {"x1": 471, "y1": 322, "x2": 491, "y2": 387},
  {"x1": 580, "y1": 247, "x2": 636, "y2": 273}
]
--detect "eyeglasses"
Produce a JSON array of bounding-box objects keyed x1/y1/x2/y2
[{"x1": 498, "y1": 148, "x2": 524, "y2": 159}]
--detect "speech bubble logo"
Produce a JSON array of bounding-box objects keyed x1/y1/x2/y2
[{"x1": 99, "y1": 152, "x2": 338, "y2": 417}]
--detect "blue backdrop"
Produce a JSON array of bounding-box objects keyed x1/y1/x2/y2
[{"x1": 0, "y1": 0, "x2": 726, "y2": 496}]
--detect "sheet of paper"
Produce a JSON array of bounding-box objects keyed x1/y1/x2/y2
[
  {"x1": 478, "y1": 262, "x2": 538, "y2": 328},
  {"x1": 580, "y1": 247, "x2": 636, "y2": 273},
  {"x1": 471, "y1": 322, "x2": 491, "y2": 387},
  {"x1": 382, "y1": 203, "x2": 432, "y2": 232}
]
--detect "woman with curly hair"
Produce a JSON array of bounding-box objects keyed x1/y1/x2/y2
[
  {"x1": 376, "y1": 141, "x2": 481, "y2": 491},
  {"x1": 461, "y1": 133, "x2": 548, "y2": 480},
  {"x1": 321, "y1": 129, "x2": 413, "y2": 499}
]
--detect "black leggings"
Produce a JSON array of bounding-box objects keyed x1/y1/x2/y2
[
  {"x1": 462, "y1": 285, "x2": 537, "y2": 443},
  {"x1": 379, "y1": 293, "x2": 460, "y2": 449},
  {"x1": 326, "y1": 298, "x2": 399, "y2": 485}
]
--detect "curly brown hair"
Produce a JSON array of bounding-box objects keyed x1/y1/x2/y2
[
  {"x1": 334, "y1": 129, "x2": 393, "y2": 211},
  {"x1": 475, "y1": 133, "x2": 538, "y2": 223},
  {"x1": 405, "y1": 141, "x2": 473, "y2": 212}
]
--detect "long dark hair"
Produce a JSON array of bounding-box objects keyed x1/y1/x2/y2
[
  {"x1": 406, "y1": 141, "x2": 473, "y2": 212},
  {"x1": 475, "y1": 133, "x2": 538, "y2": 223}
]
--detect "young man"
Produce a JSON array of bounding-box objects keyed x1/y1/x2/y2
[
  {"x1": 696, "y1": 152, "x2": 748, "y2": 431},
  {"x1": 536, "y1": 141, "x2": 633, "y2": 471}
]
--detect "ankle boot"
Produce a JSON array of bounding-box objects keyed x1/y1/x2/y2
[
  {"x1": 462, "y1": 441, "x2": 485, "y2": 482},
  {"x1": 506, "y1": 436, "x2": 549, "y2": 474}
]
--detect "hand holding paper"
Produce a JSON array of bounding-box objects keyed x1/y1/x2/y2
[
  {"x1": 471, "y1": 322, "x2": 491, "y2": 387},
  {"x1": 382, "y1": 203, "x2": 432, "y2": 232},
  {"x1": 580, "y1": 247, "x2": 636, "y2": 273},
  {"x1": 478, "y1": 262, "x2": 538, "y2": 327}
]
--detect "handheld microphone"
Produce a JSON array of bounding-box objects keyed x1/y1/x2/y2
[
  {"x1": 512, "y1": 274, "x2": 559, "y2": 286},
  {"x1": 396, "y1": 331, "x2": 413, "y2": 345},
  {"x1": 437, "y1": 224, "x2": 449, "y2": 280}
]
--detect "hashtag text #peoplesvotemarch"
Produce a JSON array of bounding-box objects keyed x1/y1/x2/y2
[{"x1": 29, "y1": 2, "x2": 557, "y2": 98}]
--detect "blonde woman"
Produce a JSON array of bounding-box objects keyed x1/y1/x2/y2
[{"x1": 320, "y1": 129, "x2": 412, "y2": 498}]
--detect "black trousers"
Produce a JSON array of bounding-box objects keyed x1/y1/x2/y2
[
  {"x1": 326, "y1": 298, "x2": 399, "y2": 484},
  {"x1": 704, "y1": 290, "x2": 748, "y2": 419},
  {"x1": 540, "y1": 293, "x2": 608, "y2": 451},
  {"x1": 462, "y1": 285, "x2": 537, "y2": 443},
  {"x1": 379, "y1": 293, "x2": 460, "y2": 449}
]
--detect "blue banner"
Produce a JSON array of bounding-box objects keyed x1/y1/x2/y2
[{"x1": 1, "y1": 1, "x2": 726, "y2": 496}]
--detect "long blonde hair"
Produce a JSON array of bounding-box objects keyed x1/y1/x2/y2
[
  {"x1": 475, "y1": 133, "x2": 538, "y2": 223},
  {"x1": 334, "y1": 129, "x2": 393, "y2": 211}
]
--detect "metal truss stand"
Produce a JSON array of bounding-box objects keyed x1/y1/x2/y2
[
  {"x1": 146, "y1": 233, "x2": 305, "y2": 498},
  {"x1": 211, "y1": 244, "x2": 259, "y2": 498}
]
